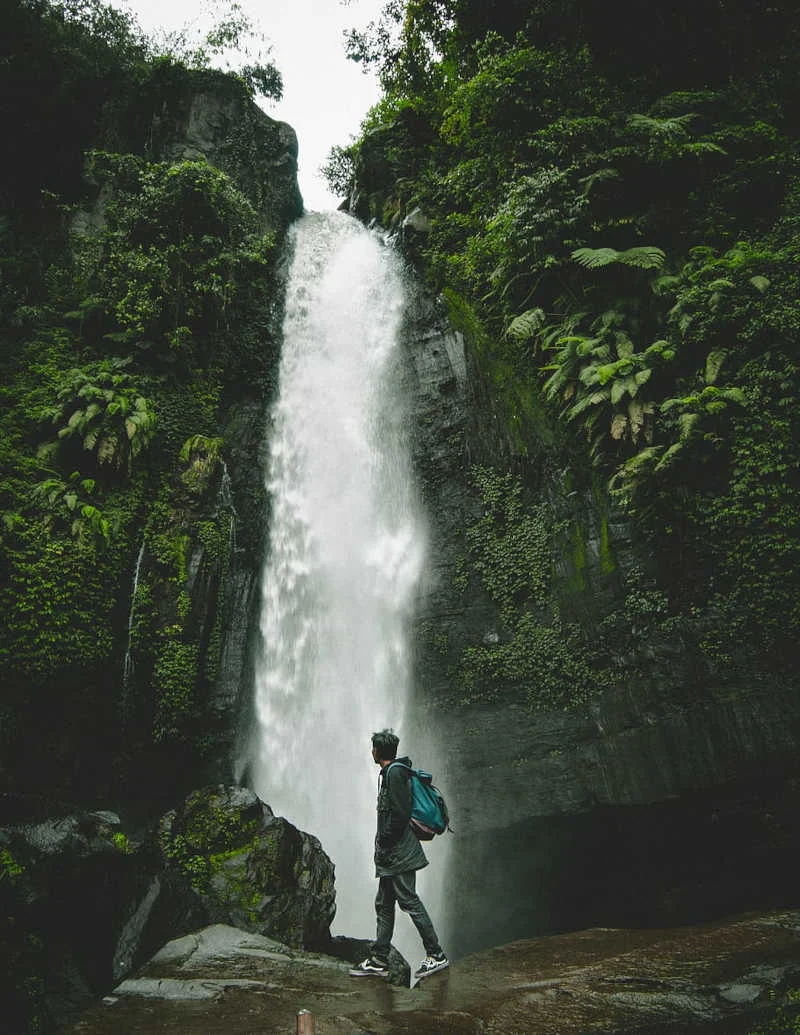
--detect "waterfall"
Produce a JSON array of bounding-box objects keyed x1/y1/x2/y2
[{"x1": 248, "y1": 211, "x2": 427, "y2": 942}]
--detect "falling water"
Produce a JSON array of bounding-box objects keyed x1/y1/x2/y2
[
  {"x1": 248, "y1": 211, "x2": 427, "y2": 940},
  {"x1": 122, "y1": 539, "x2": 145, "y2": 691},
  {"x1": 218, "y1": 461, "x2": 237, "y2": 554}
]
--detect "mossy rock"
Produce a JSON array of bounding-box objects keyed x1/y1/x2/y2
[{"x1": 158, "y1": 786, "x2": 335, "y2": 949}]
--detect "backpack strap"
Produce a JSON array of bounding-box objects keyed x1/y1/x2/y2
[{"x1": 380, "y1": 760, "x2": 413, "y2": 790}]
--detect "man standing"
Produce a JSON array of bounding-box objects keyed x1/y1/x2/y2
[{"x1": 350, "y1": 728, "x2": 449, "y2": 981}]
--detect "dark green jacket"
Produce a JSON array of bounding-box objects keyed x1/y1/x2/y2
[{"x1": 374, "y1": 756, "x2": 428, "y2": 877}]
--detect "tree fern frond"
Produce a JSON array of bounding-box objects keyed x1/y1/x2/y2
[
  {"x1": 572, "y1": 245, "x2": 665, "y2": 270},
  {"x1": 609, "y1": 446, "x2": 664, "y2": 493},
  {"x1": 575, "y1": 336, "x2": 603, "y2": 356},
  {"x1": 686, "y1": 141, "x2": 727, "y2": 157},
  {"x1": 2, "y1": 511, "x2": 22, "y2": 531},
  {"x1": 579, "y1": 364, "x2": 602, "y2": 387},
  {"x1": 617, "y1": 247, "x2": 666, "y2": 269},
  {"x1": 628, "y1": 399, "x2": 654, "y2": 443},
  {"x1": 704, "y1": 349, "x2": 727, "y2": 385},
  {"x1": 679, "y1": 412, "x2": 700, "y2": 439},
  {"x1": 506, "y1": 307, "x2": 546, "y2": 341},
  {"x1": 36, "y1": 441, "x2": 58, "y2": 461},
  {"x1": 567, "y1": 390, "x2": 609, "y2": 420},
  {"x1": 628, "y1": 112, "x2": 696, "y2": 138},
  {"x1": 598, "y1": 309, "x2": 625, "y2": 330},
  {"x1": 578, "y1": 167, "x2": 621, "y2": 195},
  {"x1": 571, "y1": 247, "x2": 618, "y2": 269},
  {"x1": 542, "y1": 370, "x2": 569, "y2": 399},
  {"x1": 611, "y1": 375, "x2": 639, "y2": 405},
  {"x1": 97, "y1": 435, "x2": 118, "y2": 465},
  {"x1": 651, "y1": 274, "x2": 680, "y2": 296},
  {"x1": 653, "y1": 441, "x2": 685, "y2": 472}
]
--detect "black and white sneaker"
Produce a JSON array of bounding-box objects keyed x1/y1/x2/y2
[
  {"x1": 414, "y1": 953, "x2": 449, "y2": 979},
  {"x1": 349, "y1": 956, "x2": 389, "y2": 978}
]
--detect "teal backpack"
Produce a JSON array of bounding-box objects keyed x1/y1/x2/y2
[{"x1": 387, "y1": 761, "x2": 451, "y2": 841}]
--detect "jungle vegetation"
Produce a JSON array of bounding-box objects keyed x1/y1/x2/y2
[
  {"x1": 0, "y1": 0, "x2": 286, "y2": 793},
  {"x1": 329, "y1": 0, "x2": 800, "y2": 687}
]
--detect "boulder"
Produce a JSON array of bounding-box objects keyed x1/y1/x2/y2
[
  {"x1": 0, "y1": 806, "x2": 146, "y2": 1032},
  {"x1": 155, "y1": 785, "x2": 336, "y2": 950},
  {"x1": 1, "y1": 787, "x2": 335, "y2": 1032}
]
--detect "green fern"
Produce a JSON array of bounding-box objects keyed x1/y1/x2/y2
[
  {"x1": 43, "y1": 358, "x2": 157, "y2": 474},
  {"x1": 577, "y1": 167, "x2": 621, "y2": 196},
  {"x1": 506, "y1": 307, "x2": 546, "y2": 342},
  {"x1": 609, "y1": 446, "x2": 665, "y2": 496},
  {"x1": 705, "y1": 349, "x2": 727, "y2": 385},
  {"x1": 31, "y1": 472, "x2": 111, "y2": 545},
  {"x1": 572, "y1": 246, "x2": 666, "y2": 270},
  {"x1": 628, "y1": 112, "x2": 696, "y2": 139}
]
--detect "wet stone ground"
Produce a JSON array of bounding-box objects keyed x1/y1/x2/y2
[{"x1": 68, "y1": 910, "x2": 800, "y2": 1034}]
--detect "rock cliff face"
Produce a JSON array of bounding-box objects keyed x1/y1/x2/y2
[
  {"x1": 396, "y1": 272, "x2": 800, "y2": 956},
  {"x1": 100, "y1": 72, "x2": 302, "y2": 804},
  {"x1": 145, "y1": 70, "x2": 303, "y2": 233}
]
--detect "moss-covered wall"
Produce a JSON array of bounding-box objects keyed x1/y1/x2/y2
[
  {"x1": 0, "y1": 7, "x2": 302, "y2": 812},
  {"x1": 398, "y1": 245, "x2": 800, "y2": 955}
]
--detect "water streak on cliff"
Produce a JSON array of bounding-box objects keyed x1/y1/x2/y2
[
  {"x1": 122, "y1": 539, "x2": 145, "y2": 693},
  {"x1": 249, "y1": 212, "x2": 427, "y2": 938},
  {"x1": 218, "y1": 461, "x2": 238, "y2": 554}
]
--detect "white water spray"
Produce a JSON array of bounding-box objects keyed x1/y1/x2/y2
[{"x1": 248, "y1": 212, "x2": 427, "y2": 940}]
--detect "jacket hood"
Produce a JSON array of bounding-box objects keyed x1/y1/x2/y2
[{"x1": 382, "y1": 756, "x2": 413, "y2": 777}]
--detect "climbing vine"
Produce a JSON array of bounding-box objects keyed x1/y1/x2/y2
[
  {"x1": 464, "y1": 467, "x2": 551, "y2": 623},
  {"x1": 457, "y1": 466, "x2": 608, "y2": 709}
]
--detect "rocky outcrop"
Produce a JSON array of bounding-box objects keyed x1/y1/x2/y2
[
  {"x1": 120, "y1": 66, "x2": 304, "y2": 232},
  {"x1": 0, "y1": 807, "x2": 149, "y2": 1030},
  {"x1": 0, "y1": 788, "x2": 333, "y2": 1032},
  {"x1": 67, "y1": 910, "x2": 800, "y2": 1033},
  {"x1": 150, "y1": 70, "x2": 302, "y2": 231},
  {"x1": 155, "y1": 786, "x2": 335, "y2": 951}
]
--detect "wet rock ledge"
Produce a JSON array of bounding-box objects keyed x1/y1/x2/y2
[{"x1": 69, "y1": 910, "x2": 800, "y2": 1034}]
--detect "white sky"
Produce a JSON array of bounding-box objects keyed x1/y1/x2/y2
[{"x1": 116, "y1": 0, "x2": 385, "y2": 210}]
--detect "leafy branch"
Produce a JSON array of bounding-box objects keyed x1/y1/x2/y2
[
  {"x1": 30, "y1": 470, "x2": 111, "y2": 545},
  {"x1": 149, "y1": 0, "x2": 283, "y2": 100}
]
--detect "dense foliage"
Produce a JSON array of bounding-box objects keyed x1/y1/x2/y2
[
  {"x1": 0, "y1": 0, "x2": 285, "y2": 798},
  {"x1": 335, "y1": 0, "x2": 800, "y2": 695}
]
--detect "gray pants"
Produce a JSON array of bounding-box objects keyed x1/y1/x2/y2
[{"x1": 372, "y1": 871, "x2": 442, "y2": 962}]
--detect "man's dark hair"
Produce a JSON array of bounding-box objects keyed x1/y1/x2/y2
[{"x1": 372, "y1": 728, "x2": 399, "y2": 760}]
